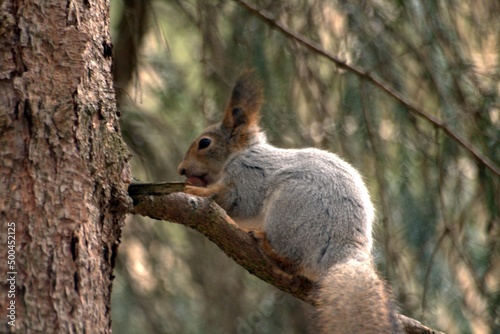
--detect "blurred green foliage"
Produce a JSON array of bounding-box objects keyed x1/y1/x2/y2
[{"x1": 110, "y1": 1, "x2": 500, "y2": 333}]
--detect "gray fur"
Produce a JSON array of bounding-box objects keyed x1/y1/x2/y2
[{"x1": 217, "y1": 139, "x2": 374, "y2": 279}]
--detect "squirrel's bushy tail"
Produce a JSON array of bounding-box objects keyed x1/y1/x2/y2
[{"x1": 315, "y1": 258, "x2": 403, "y2": 334}]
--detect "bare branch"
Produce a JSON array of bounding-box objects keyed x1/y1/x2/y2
[
  {"x1": 236, "y1": 0, "x2": 500, "y2": 177},
  {"x1": 128, "y1": 183, "x2": 445, "y2": 334}
]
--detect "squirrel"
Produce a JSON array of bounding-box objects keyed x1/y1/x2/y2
[{"x1": 178, "y1": 70, "x2": 403, "y2": 333}]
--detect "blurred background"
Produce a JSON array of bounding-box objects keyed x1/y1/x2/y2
[{"x1": 109, "y1": 1, "x2": 500, "y2": 333}]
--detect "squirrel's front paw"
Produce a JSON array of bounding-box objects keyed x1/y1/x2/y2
[
  {"x1": 184, "y1": 185, "x2": 219, "y2": 198},
  {"x1": 185, "y1": 185, "x2": 207, "y2": 196}
]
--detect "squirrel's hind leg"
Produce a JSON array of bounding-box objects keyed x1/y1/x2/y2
[{"x1": 248, "y1": 229, "x2": 303, "y2": 276}]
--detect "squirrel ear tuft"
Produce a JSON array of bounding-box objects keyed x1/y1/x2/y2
[
  {"x1": 222, "y1": 69, "x2": 263, "y2": 131},
  {"x1": 231, "y1": 107, "x2": 247, "y2": 128}
]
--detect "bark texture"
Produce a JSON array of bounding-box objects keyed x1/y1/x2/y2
[{"x1": 0, "y1": 0, "x2": 130, "y2": 333}]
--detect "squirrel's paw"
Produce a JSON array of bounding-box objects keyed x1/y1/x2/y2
[
  {"x1": 184, "y1": 185, "x2": 202, "y2": 195},
  {"x1": 248, "y1": 229, "x2": 267, "y2": 243},
  {"x1": 248, "y1": 229, "x2": 301, "y2": 276},
  {"x1": 184, "y1": 185, "x2": 214, "y2": 197}
]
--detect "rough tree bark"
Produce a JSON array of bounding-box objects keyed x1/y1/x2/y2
[{"x1": 0, "y1": 1, "x2": 130, "y2": 333}]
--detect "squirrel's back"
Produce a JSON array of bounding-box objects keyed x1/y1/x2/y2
[{"x1": 221, "y1": 142, "x2": 374, "y2": 279}]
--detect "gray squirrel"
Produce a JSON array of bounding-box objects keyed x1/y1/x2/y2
[{"x1": 178, "y1": 70, "x2": 403, "y2": 333}]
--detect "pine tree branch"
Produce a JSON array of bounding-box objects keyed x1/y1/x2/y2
[
  {"x1": 236, "y1": 0, "x2": 500, "y2": 177},
  {"x1": 128, "y1": 183, "x2": 445, "y2": 334}
]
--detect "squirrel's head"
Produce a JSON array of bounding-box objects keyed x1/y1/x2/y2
[{"x1": 178, "y1": 70, "x2": 265, "y2": 186}]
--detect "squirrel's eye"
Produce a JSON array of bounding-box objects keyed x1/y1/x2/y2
[{"x1": 198, "y1": 138, "x2": 211, "y2": 150}]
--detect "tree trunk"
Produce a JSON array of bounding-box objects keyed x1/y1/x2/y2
[{"x1": 0, "y1": 1, "x2": 130, "y2": 333}]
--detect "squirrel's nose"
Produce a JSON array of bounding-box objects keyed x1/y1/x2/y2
[{"x1": 178, "y1": 165, "x2": 186, "y2": 176}]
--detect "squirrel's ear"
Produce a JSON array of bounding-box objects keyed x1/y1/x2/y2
[{"x1": 222, "y1": 69, "x2": 263, "y2": 132}]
